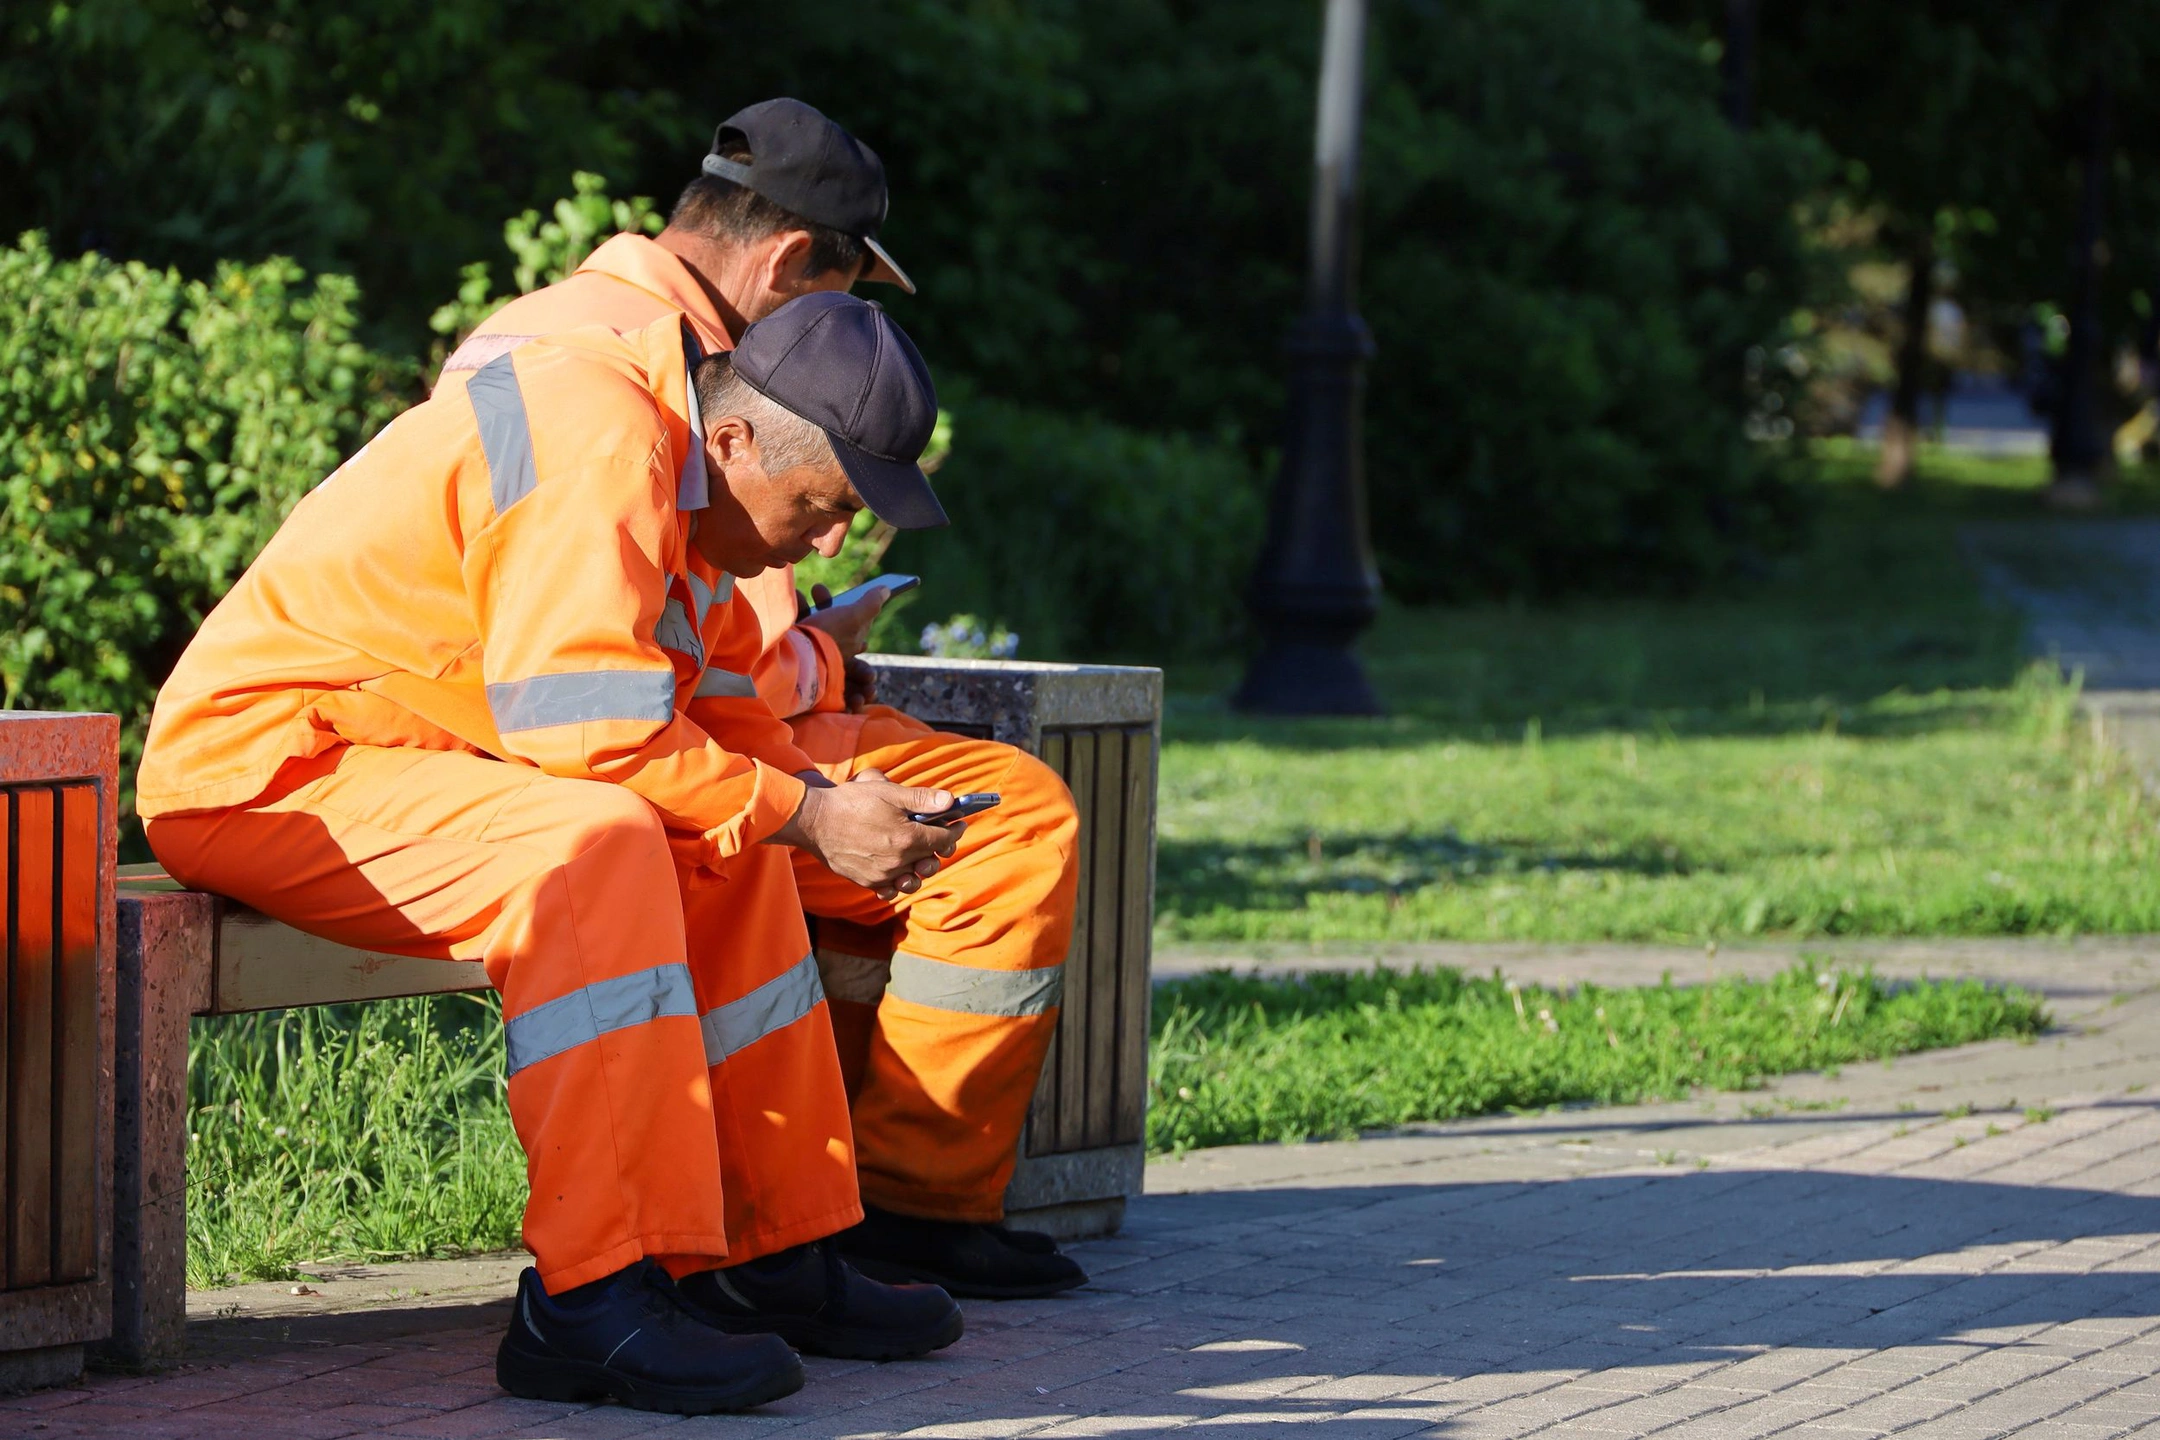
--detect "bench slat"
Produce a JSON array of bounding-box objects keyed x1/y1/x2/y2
[
  {"x1": 216, "y1": 914, "x2": 490, "y2": 1014},
  {"x1": 9, "y1": 788, "x2": 55, "y2": 1288},
  {"x1": 55, "y1": 786, "x2": 99, "y2": 1281}
]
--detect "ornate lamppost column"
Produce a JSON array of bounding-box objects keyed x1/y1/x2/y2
[{"x1": 1234, "y1": 0, "x2": 1383, "y2": 715}]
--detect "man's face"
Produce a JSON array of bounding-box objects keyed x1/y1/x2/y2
[
  {"x1": 735, "y1": 232, "x2": 862, "y2": 326},
  {"x1": 693, "y1": 418, "x2": 864, "y2": 575}
]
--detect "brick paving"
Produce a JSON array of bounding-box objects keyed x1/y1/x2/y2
[{"x1": 11, "y1": 939, "x2": 2160, "y2": 1438}]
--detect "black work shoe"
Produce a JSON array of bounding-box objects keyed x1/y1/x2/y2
[
  {"x1": 678, "y1": 1238, "x2": 963, "y2": 1361},
  {"x1": 988, "y1": 1223, "x2": 1059, "y2": 1256},
  {"x1": 496, "y1": 1262, "x2": 803, "y2": 1414},
  {"x1": 840, "y1": 1205, "x2": 1089, "y2": 1299}
]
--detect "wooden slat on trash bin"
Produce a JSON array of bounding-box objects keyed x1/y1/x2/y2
[
  {"x1": 8, "y1": 787, "x2": 55, "y2": 1288},
  {"x1": 1054, "y1": 730, "x2": 1099, "y2": 1154},
  {"x1": 1114, "y1": 725, "x2": 1156, "y2": 1146},
  {"x1": 1084, "y1": 730, "x2": 1126, "y2": 1150},
  {"x1": 1027, "y1": 732, "x2": 1068, "y2": 1151},
  {"x1": 55, "y1": 785, "x2": 99, "y2": 1281}
]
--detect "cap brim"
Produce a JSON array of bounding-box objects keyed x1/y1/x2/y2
[
  {"x1": 861, "y1": 235, "x2": 916, "y2": 294},
  {"x1": 831, "y1": 435, "x2": 947, "y2": 530}
]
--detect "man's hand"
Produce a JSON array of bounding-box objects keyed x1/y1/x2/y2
[
  {"x1": 768, "y1": 767, "x2": 963, "y2": 900},
  {"x1": 843, "y1": 655, "x2": 877, "y2": 713},
  {"x1": 801, "y1": 582, "x2": 888, "y2": 660}
]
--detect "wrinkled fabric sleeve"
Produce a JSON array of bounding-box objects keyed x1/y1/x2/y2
[
  {"x1": 466, "y1": 442, "x2": 805, "y2": 863},
  {"x1": 750, "y1": 622, "x2": 847, "y2": 719}
]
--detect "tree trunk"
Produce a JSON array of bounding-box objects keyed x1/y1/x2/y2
[
  {"x1": 1721, "y1": 0, "x2": 1757, "y2": 129},
  {"x1": 2049, "y1": 75, "x2": 2110, "y2": 507},
  {"x1": 1876, "y1": 234, "x2": 1934, "y2": 489}
]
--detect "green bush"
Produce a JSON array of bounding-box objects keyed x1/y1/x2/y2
[
  {"x1": 0, "y1": 232, "x2": 412, "y2": 807},
  {"x1": 882, "y1": 397, "x2": 1265, "y2": 661}
]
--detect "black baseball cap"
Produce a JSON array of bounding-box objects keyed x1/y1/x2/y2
[
  {"x1": 703, "y1": 98, "x2": 915, "y2": 294},
  {"x1": 732, "y1": 291, "x2": 946, "y2": 530}
]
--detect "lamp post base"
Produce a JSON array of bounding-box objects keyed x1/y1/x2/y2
[{"x1": 1233, "y1": 637, "x2": 1381, "y2": 716}]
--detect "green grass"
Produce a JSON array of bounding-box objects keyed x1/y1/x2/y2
[
  {"x1": 1157, "y1": 448, "x2": 2160, "y2": 945},
  {"x1": 187, "y1": 997, "x2": 523, "y2": 1287},
  {"x1": 1146, "y1": 962, "x2": 2049, "y2": 1153}
]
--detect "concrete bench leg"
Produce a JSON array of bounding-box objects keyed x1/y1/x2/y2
[{"x1": 101, "y1": 893, "x2": 212, "y2": 1369}]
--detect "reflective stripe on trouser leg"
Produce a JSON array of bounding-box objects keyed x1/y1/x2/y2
[
  {"x1": 682, "y1": 844, "x2": 860, "y2": 1261},
  {"x1": 812, "y1": 925, "x2": 897, "y2": 1100},
  {"x1": 789, "y1": 714, "x2": 1083, "y2": 1222}
]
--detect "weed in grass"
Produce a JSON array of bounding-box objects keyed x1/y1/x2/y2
[
  {"x1": 1986, "y1": 1123, "x2": 2004, "y2": 1137},
  {"x1": 1944, "y1": 1102, "x2": 1975, "y2": 1119},
  {"x1": 187, "y1": 996, "x2": 522, "y2": 1287},
  {"x1": 1655, "y1": 1150, "x2": 1679, "y2": 1166},
  {"x1": 1147, "y1": 962, "x2": 2046, "y2": 1153},
  {"x1": 2025, "y1": 1106, "x2": 2056, "y2": 1123}
]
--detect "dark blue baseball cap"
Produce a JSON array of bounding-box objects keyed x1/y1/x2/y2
[
  {"x1": 732, "y1": 292, "x2": 947, "y2": 530},
  {"x1": 704, "y1": 99, "x2": 914, "y2": 293}
]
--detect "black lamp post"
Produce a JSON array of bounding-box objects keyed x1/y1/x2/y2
[{"x1": 1234, "y1": 0, "x2": 1383, "y2": 716}]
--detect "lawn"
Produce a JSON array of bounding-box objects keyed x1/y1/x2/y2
[
  {"x1": 1156, "y1": 448, "x2": 2160, "y2": 946},
  {"x1": 1147, "y1": 962, "x2": 2048, "y2": 1153}
]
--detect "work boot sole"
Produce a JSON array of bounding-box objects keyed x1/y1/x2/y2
[
  {"x1": 496, "y1": 1333, "x2": 805, "y2": 1414},
  {"x1": 849, "y1": 1253, "x2": 1089, "y2": 1301},
  {"x1": 702, "y1": 1301, "x2": 965, "y2": 1361}
]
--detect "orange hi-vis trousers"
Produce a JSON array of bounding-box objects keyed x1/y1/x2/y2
[
  {"x1": 787, "y1": 707, "x2": 1080, "y2": 1223},
  {"x1": 145, "y1": 744, "x2": 860, "y2": 1294}
]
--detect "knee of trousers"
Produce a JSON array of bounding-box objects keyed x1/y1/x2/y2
[
  {"x1": 966, "y1": 749, "x2": 1081, "y2": 907},
  {"x1": 495, "y1": 786, "x2": 681, "y2": 1009}
]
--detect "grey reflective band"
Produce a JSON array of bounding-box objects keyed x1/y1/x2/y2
[
  {"x1": 468, "y1": 354, "x2": 539, "y2": 514},
  {"x1": 702, "y1": 953, "x2": 825, "y2": 1063},
  {"x1": 693, "y1": 667, "x2": 758, "y2": 700},
  {"x1": 678, "y1": 324, "x2": 710, "y2": 510},
  {"x1": 488, "y1": 669, "x2": 677, "y2": 733},
  {"x1": 701, "y1": 155, "x2": 757, "y2": 188},
  {"x1": 814, "y1": 947, "x2": 892, "y2": 1006},
  {"x1": 505, "y1": 962, "x2": 698, "y2": 1077},
  {"x1": 686, "y1": 572, "x2": 735, "y2": 629},
  {"x1": 887, "y1": 952, "x2": 1064, "y2": 1017},
  {"x1": 655, "y1": 597, "x2": 703, "y2": 667}
]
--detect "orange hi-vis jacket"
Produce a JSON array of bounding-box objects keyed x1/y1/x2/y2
[
  {"x1": 137, "y1": 314, "x2": 812, "y2": 862},
  {"x1": 442, "y1": 233, "x2": 844, "y2": 722}
]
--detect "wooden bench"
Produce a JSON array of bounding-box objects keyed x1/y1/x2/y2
[{"x1": 106, "y1": 657, "x2": 1160, "y2": 1366}]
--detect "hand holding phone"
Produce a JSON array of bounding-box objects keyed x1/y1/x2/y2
[
  {"x1": 908, "y1": 792, "x2": 1001, "y2": 826},
  {"x1": 817, "y1": 573, "x2": 921, "y2": 611}
]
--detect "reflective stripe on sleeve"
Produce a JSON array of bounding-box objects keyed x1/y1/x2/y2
[
  {"x1": 656, "y1": 597, "x2": 704, "y2": 667},
  {"x1": 488, "y1": 669, "x2": 677, "y2": 733},
  {"x1": 693, "y1": 667, "x2": 758, "y2": 700},
  {"x1": 468, "y1": 353, "x2": 539, "y2": 514},
  {"x1": 701, "y1": 952, "x2": 825, "y2": 1063},
  {"x1": 814, "y1": 947, "x2": 892, "y2": 1006},
  {"x1": 505, "y1": 962, "x2": 698, "y2": 1077},
  {"x1": 886, "y1": 951, "x2": 1064, "y2": 1017}
]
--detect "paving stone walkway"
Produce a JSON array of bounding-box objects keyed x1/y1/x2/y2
[{"x1": 10, "y1": 938, "x2": 2160, "y2": 1439}]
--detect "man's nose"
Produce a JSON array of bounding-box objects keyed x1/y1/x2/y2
[{"x1": 809, "y1": 520, "x2": 850, "y2": 558}]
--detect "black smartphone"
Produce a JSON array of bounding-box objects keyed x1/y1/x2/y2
[{"x1": 909, "y1": 792, "x2": 1001, "y2": 826}]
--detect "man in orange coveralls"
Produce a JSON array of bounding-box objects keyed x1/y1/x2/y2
[
  {"x1": 139, "y1": 294, "x2": 972, "y2": 1414},
  {"x1": 441, "y1": 98, "x2": 1085, "y2": 1299}
]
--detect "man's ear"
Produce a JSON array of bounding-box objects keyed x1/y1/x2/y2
[
  {"x1": 705, "y1": 413, "x2": 759, "y2": 469},
  {"x1": 757, "y1": 230, "x2": 818, "y2": 296}
]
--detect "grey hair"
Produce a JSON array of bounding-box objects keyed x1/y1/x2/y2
[{"x1": 692, "y1": 352, "x2": 836, "y2": 473}]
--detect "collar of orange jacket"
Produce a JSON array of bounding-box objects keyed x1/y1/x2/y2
[{"x1": 574, "y1": 234, "x2": 736, "y2": 357}]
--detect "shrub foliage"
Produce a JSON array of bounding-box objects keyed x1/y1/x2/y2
[{"x1": 0, "y1": 233, "x2": 412, "y2": 785}]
